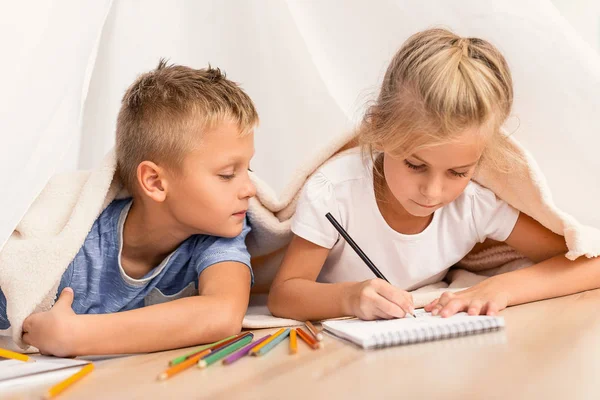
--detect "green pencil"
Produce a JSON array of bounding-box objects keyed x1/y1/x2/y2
[
  {"x1": 198, "y1": 335, "x2": 254, "y2": 369},
  {"x1": 255, "y1": 328, "x2": 290, "y2": 357},
  {"x1": 169, "y1": 335, "x2": 237, "y2": 366}
]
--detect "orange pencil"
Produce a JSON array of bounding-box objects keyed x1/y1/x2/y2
[
  {"x1": 297, "y1": 327, "x2": 323, "y2": 350},
  {"x1": 305, "y1": 321, "x2": 324, "y2": 341},
  {"x1": 157, "y1": 349, "x2": 211, "y2": 381},
  {"x1": 289, "y1": 329, "x2": 298, "y2": 355},
  {"x1": 44, "y1": 363, "x2": 94, "y2": 399}
]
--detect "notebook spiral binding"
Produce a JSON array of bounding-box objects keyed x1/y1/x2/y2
[{"x1": 371, "y1": 318, "x2": 503, "y2": 348}]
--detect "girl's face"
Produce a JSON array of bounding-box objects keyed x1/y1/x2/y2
[{"x1": 383, "y1": 128, "x2": 486, "y2": 218}]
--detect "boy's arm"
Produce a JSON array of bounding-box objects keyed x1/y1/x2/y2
[
  {"x1": 426, "y1": 213, "x2": 600, "y2": 317},
  {"x1": 22, "y1": 262, "x2": 251, "y2": 356}
]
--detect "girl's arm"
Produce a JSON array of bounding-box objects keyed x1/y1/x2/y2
[
  {"x1": 267, "y1": 235, "x2": 413, "y2": 321},
  {"x1": 22, "y1": 262, "x2": 251, "y2": 356},
  {"x1": 426, "y1": 213, "x2": 600, "y2": 317}
]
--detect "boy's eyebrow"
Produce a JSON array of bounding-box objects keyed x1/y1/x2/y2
[{"x1": 411, "y1": 155, "x2": 478, "y2": 169}]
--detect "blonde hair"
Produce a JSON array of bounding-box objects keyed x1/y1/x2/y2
[
  {"x1": 359, "y1": 28, "x2": 522, "y2": 175},
  {"x1": 116, "y1": 59, "x2": 259, "y2": 193}
]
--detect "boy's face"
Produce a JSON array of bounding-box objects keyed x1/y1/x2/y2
[
  {"x1": 383, "y1": 127, "x2": 485, "y2": 218},
  {"x1": 165, "y1": 120, "x2": 256, "y2": 238}
]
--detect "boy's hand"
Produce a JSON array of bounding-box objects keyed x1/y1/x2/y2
[
  {"x1": 22, "y1": 288, "x2": 81, "y2": 357},
  {"x1": 345, "y1": 278, "x2": 414, "y2": 320},
  {"x1": 424, "y1": 280, "x2": 509, "y2": 318}
]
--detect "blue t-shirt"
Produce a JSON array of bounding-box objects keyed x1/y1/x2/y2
[{"x1": 0, "y1": 198, "x2": 253, "y2": 329}]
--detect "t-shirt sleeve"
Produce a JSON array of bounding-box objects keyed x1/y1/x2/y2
[
  {"x1": 471, "y1": 184, "x2": 520, "y2": 243},
  {"x1": 195, "y1": 218, "x2": 253, "y2": 285},
  {"x1": 291, "y1": 171, "x2": 340, "y2": 249}
]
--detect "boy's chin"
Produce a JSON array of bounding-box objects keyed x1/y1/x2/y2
[{"x1": 205, "y1": 223, "x2": 244, "y2": 238}]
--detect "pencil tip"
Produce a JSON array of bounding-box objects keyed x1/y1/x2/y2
[{"x1": 157, "y1": 373, "x2": 167, "y2": 381}]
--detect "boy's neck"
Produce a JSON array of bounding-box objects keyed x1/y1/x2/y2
[{"x1": 120, "y1": 199, "x2": 191, "y2": 279}]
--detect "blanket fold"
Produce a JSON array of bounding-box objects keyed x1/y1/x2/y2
[{"x1": 1, "y1": 130, "x2": 598, "y2": 349}]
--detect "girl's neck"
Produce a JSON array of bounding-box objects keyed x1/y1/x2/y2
[{"x1": 373, "y1": 171, "x2": 433, "y2": 235}]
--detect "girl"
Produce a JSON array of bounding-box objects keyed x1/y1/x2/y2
[{"x1": 268, "y1": 28, "x2": 600, "y2": 321}]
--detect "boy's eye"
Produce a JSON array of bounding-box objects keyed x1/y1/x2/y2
[
  {"x1": 404, "y1": 160, "x2": 425, "y2": 170},
  {"x1": 450, "y1": 170, "x2": 468, "y2": 178}
]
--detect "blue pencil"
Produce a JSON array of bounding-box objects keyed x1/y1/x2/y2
[{"x1": 254, "y1": 328, "x2": 291, "y2": 356}]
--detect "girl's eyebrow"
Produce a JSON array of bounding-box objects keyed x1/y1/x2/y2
[{"x1": 411, "y1": 155, "x2": 478, "y2": 169}]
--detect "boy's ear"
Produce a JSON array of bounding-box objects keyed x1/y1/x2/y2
[{"x1": 136, "y1": 161, "x2": 168, "y2": 202}]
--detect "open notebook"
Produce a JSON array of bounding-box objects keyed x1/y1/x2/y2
[{"x1": 322, "y1": 309, "x2": 505, "y2": 349}]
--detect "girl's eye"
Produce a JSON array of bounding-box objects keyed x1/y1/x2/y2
[
  {"x1": 404, "y1": 160, "x2": 425, "y2": 171},
  {"x1": 450, "y1": 170, "x2": 468, "y2": 178},
  {"x1": 219, "y1": 174, "x2": 235, "y2": 181}
]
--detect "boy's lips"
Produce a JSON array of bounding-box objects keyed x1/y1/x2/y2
[{"x1": 233, "y1": 210, "x2": 247, "y2": 216}]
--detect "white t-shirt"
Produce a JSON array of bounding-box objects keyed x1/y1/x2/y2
[{"x1": 291, "y1": 150, "x2": 520, "y2": 290}]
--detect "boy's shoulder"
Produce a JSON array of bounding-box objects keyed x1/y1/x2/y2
[{"x1": 86, "y1": 198, "x2": 131, "y2": 240}]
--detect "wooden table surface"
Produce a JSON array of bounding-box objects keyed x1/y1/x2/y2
[{"x1": 7, "y1": 289, "x2": 600, "y2": 400}]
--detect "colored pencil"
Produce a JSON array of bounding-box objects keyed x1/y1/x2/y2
[
  {"x1": 0, "y1": 348, "x2": 34, "y2": 363},
  {"x1": 158, "y1": 349, "x2": 211, "y2": 381},
  {"x1": 254, "y1": 328, "x2": 290, "y2": 357},
  {"x1": 297, "y1": 327, "x2": 323, "y2": 350},
  {"x1": 249, "y1": 328, "x2": 287, "y2": 355},
  {"x1": 325, "y1": 212, "x2": 415, "y2": 318},
  {"x1": 222, "y1": 334, "x2": 271, "y2": 365},
  {"x1": 44, "y1": 363, "x2": 94, "y2": 399},
  {"x1": 169, "y1": 334, "x2": 237, "y2": 366},
  {"x1": 305, "y1": 321, "x2": 324, "y2": 341},
  {"x1": 198, "y1": 334, "x2": 253, "y2": 369},
  {"x1": 289, "y1": 329, "x2": 298, "y2": 354}
]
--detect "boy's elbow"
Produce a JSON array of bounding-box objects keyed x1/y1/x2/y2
[{"x1": 211, "y1": 303, "x2": 245, "y2": 339}]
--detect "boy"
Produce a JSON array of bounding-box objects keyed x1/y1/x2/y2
[{"x1": 5, "y1": 60, "x2": 257, "y2": 356}]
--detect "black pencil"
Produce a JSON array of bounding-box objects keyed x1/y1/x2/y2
[
  {"x1": 324, "y1": 212, "x2": 415, "y2": 318},
  {"x1": 325, "y1": 212, "x2": 388, "y2": 281}
]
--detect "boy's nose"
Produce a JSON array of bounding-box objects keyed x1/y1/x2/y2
[{"x1": 240, "y1": 178, "x2": 256, "y2": 199}]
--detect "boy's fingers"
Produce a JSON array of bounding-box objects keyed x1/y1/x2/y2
[
  {"x1": 56, "y1": 287, "x2": 75, "y2": 309},
  {"x1": 22, "y1": 332, "x2": 31, "y2": 345}
]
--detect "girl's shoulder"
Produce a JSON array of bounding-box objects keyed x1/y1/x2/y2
[{"x1": 314, "y1": 148, "x2": 372, "y2": 187}]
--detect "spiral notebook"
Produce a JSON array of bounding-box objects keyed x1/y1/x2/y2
[{"x1": 322, "y1": 309, "x2": 505, "y2": 349}]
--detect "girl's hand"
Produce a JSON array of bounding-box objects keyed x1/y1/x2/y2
[
  {"x1": 424, "y1": 279, "x2": 510, "y2": 318},
  {"x1": 345, "y1": 278, "x2": 414, "y2": 320},
  {"x1": 22, "y1": 288, "x2": 82, "y2": 357}
]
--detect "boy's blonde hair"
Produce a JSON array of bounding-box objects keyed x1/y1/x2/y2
[
  {"x1": 359, "y1": 28, "x2": 521, "y2": 173},
  {"x1": 116, "y1": 59, "x2": 259, "y2": 193}
]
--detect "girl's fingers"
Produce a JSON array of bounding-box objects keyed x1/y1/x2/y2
[
  {"x1": 485, "y1": 301, "x2": 500, "y2": 316},
  {"x1": 424, "y1": 298, "x2": 439, "y2": 311},
  {"x1": 439, "y1": 298, "x2": 467, "y2": 318},
  {"x1": 467, "y1": 300, "x2": 484, "y2": 316}
]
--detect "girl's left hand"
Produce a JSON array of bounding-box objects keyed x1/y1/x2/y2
[{"x1": 424, "y1": 280, "x2": 510, "y2": 318}]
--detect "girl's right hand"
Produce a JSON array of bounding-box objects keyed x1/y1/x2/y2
[{"x1": 344, "y1": 279, "x2": 414, "y2": 320}]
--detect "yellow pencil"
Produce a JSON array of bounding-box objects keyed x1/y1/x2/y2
[
  {"x1": 289, "y1": 329, "x2": 298, "y2": 355},
  {"x1": 44, "y1": 363, "x2": 94, "y2": 399},
  {"x1": 249, "y1": 328, "x2": 285, "y2": 356},
  {"x1": 0, "y1": 348, "x2": 34, "y2": 363}
]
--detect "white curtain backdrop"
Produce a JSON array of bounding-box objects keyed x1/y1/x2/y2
[{"x1": 1, "y1": 0, "x2": 599, "y2": 252}]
